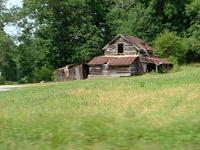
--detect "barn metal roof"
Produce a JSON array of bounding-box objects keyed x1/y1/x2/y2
[
  {"x1": 144, "y1": 55, "x2": 172, "y2": 65},
  {"x1": 124, "y1": 35, "x2": 153, "y2": 51},
  {"x1": 87, "y1": 56, "x2": 138, "y2": 66}
]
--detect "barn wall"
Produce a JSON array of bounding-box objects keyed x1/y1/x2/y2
[
  {"x1": 55, "y1": 70, "x2": 68, "y2": 82},
  {"x1": 69, "y1": 65, "x2": 84, "y2": 80},
  {"x1": 108, "y1": 66, "x2": 131, "y2": 77},
  {"x1": 104, "y1": 37, "x2": 138, "y2": 56},
  {"x1": 89, "y1": 65, "x2": 104, "y2": 75},
  {"x1": 55, "y1": 66, "x2": 69, "y2": 82},
  {"x1": 88, "y1": 65, "x2": 132, "y2": 78},
  {"x1": 55, "y1": 64, "x2": 89, "y2": 82},
  {"x1": 130, "y1": 59, "x2": 139, "y2": 75},
  {"x1": 140, "y1": 63, "x2": 147, "y2": 74}
]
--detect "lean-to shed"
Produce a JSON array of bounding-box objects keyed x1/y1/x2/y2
[{"x1": 54, "y1": 64, "x2": 89, "y2": 82}]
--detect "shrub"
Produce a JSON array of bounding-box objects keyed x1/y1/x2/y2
[
  {"x1": 154, "y1": 30, "x2": 188, "y2": 64},
  {"x1": 32, "y1": 66, "x2": 54, "y2": 82},
  {"x1": 18, "y1": 76, "x2": 30, "y2": 84},
  {"x1": 168, "y1": 56, "x2": 178, "y2": 65},
  {"x1": 4, "y1": 81, "x2": 17, "y2": 85},
  {"x1": 0, "y1": 76, "x2": 5, "y2": 85},
  {"x1": 159, "y1": 66, "x2": 168, "y2": 73}
]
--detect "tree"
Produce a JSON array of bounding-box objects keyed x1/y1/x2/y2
[
  {"x1": 106, "y1": 0, "x2": 193, "y2": 43},
  {"x1": 154, "y1": 30, "x2": 188, "y2": 64},
  {"x1": 108, "y1": 4, "x2": 162, "y2": 43},
  {"x1": 0, "y1": 31, "x2": 17, "y2": 81},
  {"x1": 10, "y1": 0, "x2": 109, "y2": 81},
  {"x1": 20, "y1": 0, "x2": 105, "y2": 68},
  {"x1": 3, "y1": 0, "x2": 200, "y2": 83},
  {"x1": 184, "y1": 0, "x2": 200, "y2": 62},
  {"x1": 0, "y1": 0, "x2": 6, "y2": 30},
  {"x1": 0, "y1": 0, "x2": 17, "y2": 81}
]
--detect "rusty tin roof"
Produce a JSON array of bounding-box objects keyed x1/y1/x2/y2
[
  {"x1": 145, "y1": 55, "x2": 172, "y2": 65},
  {"x1": 124, "y1": 35, "x2": 153, "y2": 51},
  {"x1": 87, "y1": 56, "x2": 138, "y2": 66}
]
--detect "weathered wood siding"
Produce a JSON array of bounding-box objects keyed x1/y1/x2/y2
[
  {"x1": 69, "y1": 65, "x2": 83, "y2": 80},
  {"x1": 55, "y1": 71, "x2": 68, "y2": 82},
  {"x1": 88, "y1": 58, "x2": 144, "y2": 78},
  {"x1": 140, "y1": 62, "x2": 147, "y2": 74},
  {"x1": 55, "y1": 64, "x2": 89, "y2": 81},
  {"x1": 104, "y1": 37, "x2": 138, "y2": 56},
  {"x1": 88, "y1": 65, "x2": 131, "y2": 78},
  {"x1": 130, "y1": 58, "x2": 140, "y2": 75}
]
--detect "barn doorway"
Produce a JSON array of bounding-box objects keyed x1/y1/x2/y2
[{"x1": 147, "y1": 63, "x2": 156, "y2": 73}]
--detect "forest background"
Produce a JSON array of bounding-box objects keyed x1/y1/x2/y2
[{"x1": 0, "y1": 0, "x2": 199, "y2": 83}]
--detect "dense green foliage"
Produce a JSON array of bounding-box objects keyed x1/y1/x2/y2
[
  {"x1": 1, "y1": 0, "x2": 200, "y2": 82},
  {"x1": 154, "y1": 30, "x2": 188, "y2": 64},
  {"x1": 0, "y1": 65, "x2": 200, "y2": 149},
  {"x1": 0, "y1": 0, "x2": 17, "y2": 81},
  {"x1": 0, "y1": 31, "x2": 17, "y2": 81}
]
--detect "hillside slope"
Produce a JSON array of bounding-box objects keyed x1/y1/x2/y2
[{"x1": 0, "y1": 65, "x2": 200, "y2": 150}]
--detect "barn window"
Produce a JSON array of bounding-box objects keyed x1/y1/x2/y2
[{"x1": 118, "y1": 44, "x2": 124, "y2": 53}]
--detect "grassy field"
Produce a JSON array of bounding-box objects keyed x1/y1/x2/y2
[{"x1": 0, "y1": 65, "x2": 200, "y2": 150}]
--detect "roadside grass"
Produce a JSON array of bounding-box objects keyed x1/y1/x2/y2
[{"x1": 0, "y1": 65, "x2": 200, "y2": 150}]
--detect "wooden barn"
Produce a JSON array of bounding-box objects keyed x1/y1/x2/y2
[
  {"x1": 87, "y1": 34, "x2": 173, "y2": 78},
  {"x1": 54, "y1": 34, "x2": 173, "y2": 81},
  {"x1": 54, "y1": 64, "x2": 89, "y2": 82}
]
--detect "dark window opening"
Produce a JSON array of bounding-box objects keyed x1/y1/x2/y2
[
  {"x1": 139, "y1": 50, "x2": 146, "y2": 55},
  {"x1": 118, "y1": 44, "x2": 124, "y2": 53}
]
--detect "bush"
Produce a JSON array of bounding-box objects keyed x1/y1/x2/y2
[
  {"x1": 167, "y1": 56, "x2": 179, "y2": 65},
  {"x1": 165, "y1": 56, "x2": 181, "y2": 73},
  {"x1": 159, "y1": 66, "x2": 168, "y2": 73},
  {"x1": 0, "y1": 76, "x2": 5, "y2": 85},
  {"x1": 154, "y1": 30, "x2": 188, "y2": 64},
  {"x1": 18, "y1": 76, "x2": 30, "y2": 84},
  {"x1": 4, "y1": 81, "x2": 17, "y2": 85},
  {"x1": 32, "y1": 66, "x2": 54, "y2": 83}
]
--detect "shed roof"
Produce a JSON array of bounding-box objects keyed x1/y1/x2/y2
[
  {"x1": 144, "y1": 55, "x2": 172, "y2": 65},
  {"x1": 87, "y1": 56, "x2": 138, "y2": 66}
]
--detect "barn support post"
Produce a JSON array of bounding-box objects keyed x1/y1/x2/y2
[{"x1": 156, "y1": 65, "x2": 158, "y2": 73}]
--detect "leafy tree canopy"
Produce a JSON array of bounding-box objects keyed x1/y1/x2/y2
[{"x1": 1, "y1": 0, "x2": 200, "y2": 82}]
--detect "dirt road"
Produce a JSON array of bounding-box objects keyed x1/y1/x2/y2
[{"x1": 0, "y1": 85, "x2": 21, "y2": 92}]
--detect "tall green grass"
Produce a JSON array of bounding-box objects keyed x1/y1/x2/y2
[{"x1": 0, "y1": 65, "x2": 200, "y2": 150}]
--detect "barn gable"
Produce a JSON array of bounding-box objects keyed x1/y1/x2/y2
[
  {"x1": 103, "y1": 34, "x2": 154, "y2": 56},
  {"x1": 103, "y1": 34, "x2": 139, "y2": 56}
]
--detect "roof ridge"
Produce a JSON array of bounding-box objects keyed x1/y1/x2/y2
[{"x1": 101, "y1": 55, "x2": 139, "y2": 57}]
